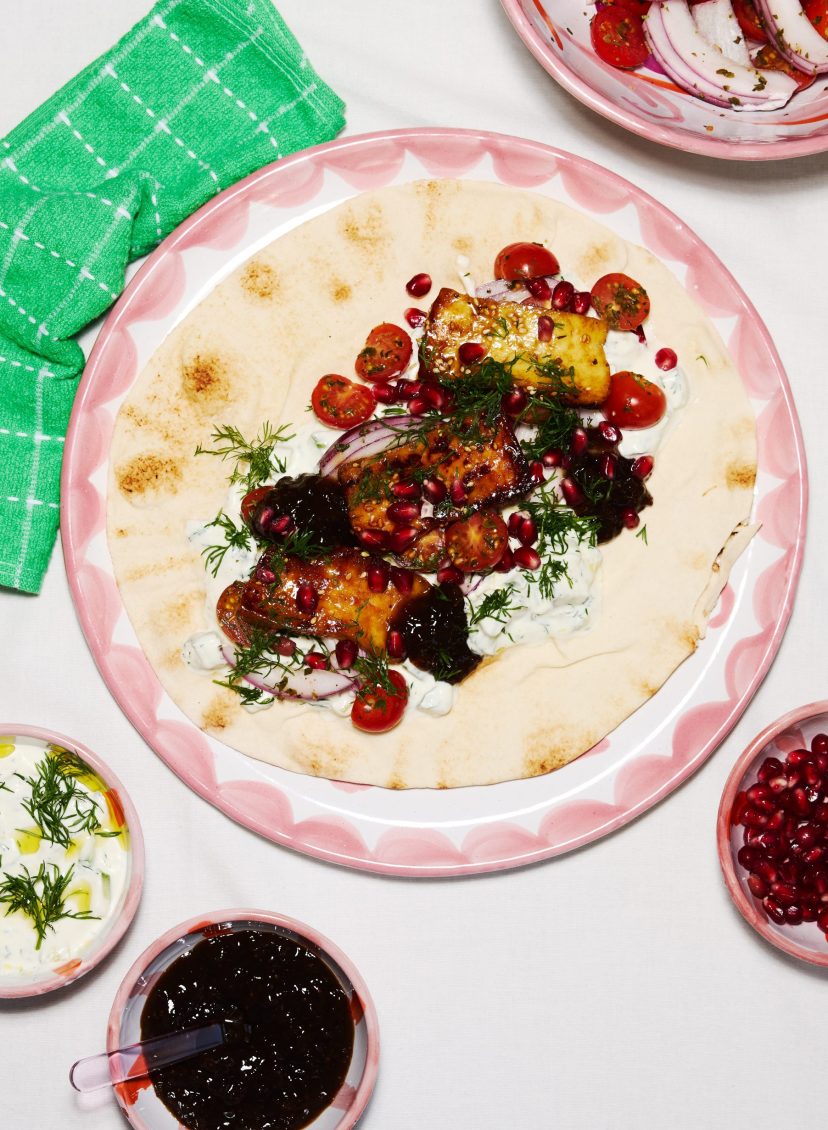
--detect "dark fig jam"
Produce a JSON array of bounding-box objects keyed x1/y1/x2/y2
[
  {"x1": 252, "y1": 474, "x2": 356, "y2": 548},
  {"x1": 567, "y1": 426, "x2": 652, "y2": 542},
  {"x1": 140, "y1": 927, "x2": 355, "y2": 1130},
  {"x1": 390, "y1": 583, "x2": 480, "y2": 684}
]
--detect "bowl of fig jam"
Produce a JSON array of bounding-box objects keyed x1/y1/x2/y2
[
  {"x1": 107, "y1": 910, "x2": 379, "y2": 1130},
  {"x1": 717, "y1": 702, "x2": 828, "y2": 968}
]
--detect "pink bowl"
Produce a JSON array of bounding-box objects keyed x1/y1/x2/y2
[
  {"x1": 0, "y1": 723, "x2": 144, "y2": 1000},
  {"x1": 717, "y1": 702, "x2": 828, "y2": 967},
  {"x1": 107, "y1": 910, "x2": 380, "y2": 1130}
]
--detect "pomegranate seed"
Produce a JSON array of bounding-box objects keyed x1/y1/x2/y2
[
  {"x1": 458, "y1": 342, "x2": 488, "y2": 365},
  {"x1": 572, "y1": 290, "x2": 592, "y2": 315},
  {"x1": 621, "y1": 507, "x2": 640, "y2": 529},
  {"x1": 507, "y1": 512, "x2": 524, "y2": 538},
  {"x1": 494, "y1": 546, "x2": 515, "y2": 573},
  {"x1": 770, "y1": 881, "x2": 799, "y2": 906},
  {"x1": 753, "y1": 832, "x2": 783, "y2": 858},
  {"x1": 741, "y1": 805, "x2": 769, "y2": 828},
  {"x1": 804, "y1": 847, "x2": 825, "y2": 864},
  {"x1": 601, "y1": 454, "x2": 617, "y2": 480},
  {"x1": 763, "y1": 897, "x2": 786, "y2": 924},
  {"x1": 785, "y1": 904, "x2": 804, "y2": 925},
  {"x1": 786, "y1": 787, "x2": 811, "y2": 816},
  {"x1": 256, "y1": 505, "x2": 274, "y2": 530},
  {"x1": 747, "y1": 782, "x2": 773, "y2": 806},
  {"x1": 518, "y1": 516, "x2": 538, "y2": 546},
  {"x1": 818, "y1": 909, "x2": 828, "y2": 932},
  {"x1": 552, "y1": 280, "x2": 575, "y2": 311},
  {"x1": 374, "y1": 382, "x2": 398, "y2": 405},
  {"x1": 655, "y1": 347, "x2": 677, "y2": 371},
  {"x1": 389, "y1": 527, "x2": 419, "y2": 554},
  {"x1": 422, "y1": 383, "x2": 449, "y2": 411},
  {"x1": 404, "y1": 306, "x2": 427, "y2": 328},
  {"x1": 631, "y1": 455, "x2": 654, "y2": 480},
  {"x1": 802, "y1": 900, "x2": 819, "y2": 922},
  {"x1": 409, "y1": 396, "x2": 428, "y2": 416},
  {"x1": 537, "y1": 315, "x2": 554, "y2": 343},
  {"x1": 367, "y1": 561, "x2": 390, "y2": 593},
  {"x1": 788, "y1": 748, "x2": 810, "y2": 766},
  {"x1": 814, "y1": 803, "x2": 828, "y2": 825},
  {"x1": 805, "y1": 761, "x2": 822, "y2": 787},
  {"x1": 758, "y1": 756, "x2": 784, "y2": 783},
  {"x1": 570, "y1": 427, "x2": 588, "y2": 456},
  {"x1": 271, "y1": 514, "x2": 296, "y2": 537},
  {"x1": 526, "y1": 277, "x2": 552, "y2": 300},
  {"x1": 501, "y1": 386, "x2": 528, "y2": 416},
  {"x1": 598, "y1": 420, "x2": 621, "y2": 445},
  {"x1": 296, "y1": 583, "x2": 318, "y2": 613},
  {"x1": 304, "y1": 651, "x2": 328, "y2": 670},
  {"x1": 392, "y1": 480, "x2": 420, "y2": 500},
  {"x1": 513, "y1": 546, "x2": 541, "y2": 571},
  {"x1": 422, "y1": 477, "x2": 447, "y2": 503},
  {"x1": 542, "y1": 448, "x2": 563, "y2": 468},
  {"x1": 812, "y1": 733, "x2": 828, "y2": 755},
  {"x1": 815, "y1": 752, "x2": 828, "y2": 773},
  {"x1": 358, "y1": 529, "x2": 388, "y2": 550},
  {"x1": 436, "y1": 563, "x2": 464, "y2": 586},
  {"x1": 276, "y1": 637, "x2": 296, "y2": 657},
  {"x1": 390, "y1": 566, "x2": 414, "y2": 594},
  {"x1": 406, "y1": 272, "x2": 432, "y2": 298},
  {"x1": 560, "y1": 453, "x2": 573, "y2": 470},
  {"x1": 387, "y1": 500, "x2": 420, "y2": 524},
  {"x1": 635, "y1": 325, "x2": 647, "y2": 344},
  {"x1": 335, "y1": 639, "x2": 358, "y2": 670},
  {"x1": 256, "y1": 564, "x2": 277, "y2": 584},
  {"x1": 387, "y1": 629, "x2": 406, "y2": 660},
  {"x1": 747, "y1": 874, "x2": 768, "y2": 899},
  {"x1": 395, "y1": 379, "x2": 419, "y2": 401},
  {"x1": 450, "y1": 479, "x2": 467, "y2": 505},
  {"x1": 754, "y1": 859, "x2": 778, "y2": 884},
  {"x1": 560, "y1": 477, "x2": 585, "y2": 508},
  {"x1": 530, "y1": 461, "x2": 545, "y2": 484},
  {"x1": 737, "y1": 845, "x2": 760, "y2": 870},
  {"x1": 766, "y1": 810, "x2": 787, "y2": 831}
]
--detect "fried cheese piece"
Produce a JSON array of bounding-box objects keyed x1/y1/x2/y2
[
  {"x1": 240, "y1": 547, "x2": 429, "y2": 652},
  {"x1": 422, "y1": 287, "x2": 610, "y2": 405}
]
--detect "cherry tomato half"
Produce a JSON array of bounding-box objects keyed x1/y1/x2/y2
[
  {"x1": 216, "y1": 582, "x2": 249, "y2": 646},
  {"x1": 351, "y1": 669, "x2": 409, "y2": 733},
  {"x1": 590, "y1": 7, "x2": 649, "y2": 70},
  {"x1": 240, "y1": 486, "x2": 271, "y2": 526},
  {"x1": 731, "y1": 0, "x2": 768, "y2": 42},
  {"x1": 804, "y1": 0, "x2": 828, "y2": 40},
  {"x1": 590, "y1": 273, "x2": 650, "y2": 331},
  {"x1": 752, "y1": 44, "x2": 816, "y2": 87},
  {"x1": 312, "y1": 374, "x2": 376, "y2": 429},
  {"x1": 494, "y1": 242, "x2": 560, "y2": 282},
  {"x1": 603, "y1": 0, "x2": 650, "y2": 13},
  {"x1": 603, "y1": 371, "x2": 667, "y2": 430},
  {"x1": 354, "y1": 323, "x2": 413, "y2": 383},
  {"x1": 445, "y1": 510, "x2": 509, "y2": 572}
]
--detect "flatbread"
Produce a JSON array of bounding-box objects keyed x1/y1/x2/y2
[{"x1": 106, "y1": 180, "x2": 756, "y2": 789}]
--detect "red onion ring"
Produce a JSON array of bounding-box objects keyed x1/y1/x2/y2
[
  {"x1": 318, "y1": 414, "x2": 420, "y2": 478},
  {"x1": 221, "y1": 645, "x2": 356, "y2": 701}
]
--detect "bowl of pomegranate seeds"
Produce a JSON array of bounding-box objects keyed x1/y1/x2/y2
[{"x1": 718, "y1": 702, "x2": 828, "y2": 966}]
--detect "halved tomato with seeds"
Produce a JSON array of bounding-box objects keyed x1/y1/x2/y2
[
  {"x1": 804, "y1": 0, "x2": 828, "y2": 39},
  {"x1": 355, "y1": 323, "x2": 413, "y2": 383},
  {"x1": 445, "y1": 510, "x2": 509, "y2": 572},
  {"x1": 590, "y1": 273, "x2": 650, "y2": 331},
  {"x1": 590, "y1": 7, "x2": 649, "y2": 70},
  {"x1": 312, "y1": 374, "x2": 376, "y2": 428},
  {"x1": 494, "y1": 241, "x2": 560, "y2": 281},
  {"x1": 731, "y1": 0, "x2": 768, "y2": 42},
  {"x1": 753, "y1": 44, "x2": 816, "y2": 89}
]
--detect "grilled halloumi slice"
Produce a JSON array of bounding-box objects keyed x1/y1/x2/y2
[
  {"x1": 422, "y1": 288, "x2": 610, "y2": 406},
  {"x1": 240, "y1": 548, "x2": 429, "y2": 652}
]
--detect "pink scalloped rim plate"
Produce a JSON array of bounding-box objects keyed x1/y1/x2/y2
[
  {"x1": 0, "y1": 724, "x2": 144, "y2": 999},
  {"x1": 500, "y1": 0, "x2": 828, "y2": 160},
  {"x1": 107, "y1": 909, "x2": 379, "y2": 1129},
  {"x1": 62, "y1": 129, "x2": 806, "y2": 877}
]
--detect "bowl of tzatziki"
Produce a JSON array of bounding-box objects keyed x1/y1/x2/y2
[{"x1": 0, "y1": 724, "x2": 144, "y2": 999}]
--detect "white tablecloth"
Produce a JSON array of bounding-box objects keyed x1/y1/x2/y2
[{"x1": 1, "y1": 3, "x2": 826, "y2": 1128}]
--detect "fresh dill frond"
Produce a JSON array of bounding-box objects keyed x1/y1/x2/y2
[
  {"x1": 194, "y1": 421, "x2": 294, "y2": 492},
  {"x1": 468, "y1": 583, "x2": 519, "y2": 627},
  {"x1": 534, "y1": 557, "x2": 570, "y2": 602},
  {"x1": 354, "y1": 651, "x2": 395, "y2": 697},
  {"x1": 636, "y1": 524, "x2": 648, "y2": 544},
  {"x1": 200, "y1": 511, "x2": 253, "y2": 578},
  {"x1": 517, "y1": 395, "x2": 580, "y2": 461},
  {"x1": 518, "y1": 484, "x2": 599, "y2": 598},
  {"x1": 0, "y1": 862, "x2": 99, "y2": 949},
  {"x1": 21, "y1": 753, "x2": 103, "y2": 848},
  {"x1": 215, "y1": 627, "x2": 320, "y2": 705}
]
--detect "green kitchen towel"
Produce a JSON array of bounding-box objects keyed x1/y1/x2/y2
[{"x1": 0, "y1": 0, "x2": 344, "y2": 594}]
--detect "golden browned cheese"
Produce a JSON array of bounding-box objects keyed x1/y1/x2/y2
[
  {"x1": 241, "y1": 548, "x2": 429, "y2": 652},
  {"x1": 337, "y1": 416, "x2": 532, "y2": 547},
  {"x1": 422, "y1": 287, "x2": 610, "y2": 405}
]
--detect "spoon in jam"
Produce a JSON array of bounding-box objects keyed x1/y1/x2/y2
[{"x1": 70, "y1": 1018, "x2": 244, "y2": 1093}]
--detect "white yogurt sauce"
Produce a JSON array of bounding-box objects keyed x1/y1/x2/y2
[{"x1": 0, "y1": 737, "x2": 129, "y2": 979}]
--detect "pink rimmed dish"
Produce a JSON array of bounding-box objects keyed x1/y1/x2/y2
[
  {"x1": 500, "y1": 0, "x2": 828, "y2": 160},
  {"x1": 106, "y1": 910, "x2": 379, "y2": 1130},
  {"x1": 0, "y1": 724, "x2": 144, "y2": 999},
  {"x1": 62, "y1": 128, "x2": 806, "y2": 876},
  {"x1": 717, "y1": 703, "x2": 828, "y2": 967}
]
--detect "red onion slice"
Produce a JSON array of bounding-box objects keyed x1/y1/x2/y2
[
  {"x1": 221, "y1": 645, "x2": 356, "y2": 701},
  {"x1": 475, "y1": 276, "x2": 557, "y2": 303},
  {"x1": 318, "y1": 414, "x2": 420, "y2": 478},
  {"x1": 753, "y1": 0, "x2": 828, "y2": 74}
]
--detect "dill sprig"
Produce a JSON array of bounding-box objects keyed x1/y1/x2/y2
[
  {"x1": 201, "y1": 511, "x2": 253, "y2": 578},
  {"x1": 520, "y1": 483, "x2": 599, "y2": 601},
  {"x1": 468, "y1": 584, "x2": 519, "y2": 628},
  {"x1": 0, "y1": 862, "x2": 99, "y2": 950},
  {"x1": 636, "y1": 524, "x2": 649, "y2": 544},
  {"x1": 354, "y1": 651, "x2": 396, "y2": 697},
  {"x1": 21, "y1": 753, "x2": 103, "y2": 848},
  {"x1": 194, "y1": 422, "x2": 293, "y2": 493},
  {"x1": 215, "y1": 628, "x2": 323, "y2": 706}
]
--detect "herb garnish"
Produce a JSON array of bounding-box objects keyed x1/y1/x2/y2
[
  {"x1": 519, "y1": 483, "x2": 599, "y2": 600},
  {"x1": 194, "y1": 422, "x2": 293, "y2": 493},
  {"x1": 215, "y1": 628, "x2": 324, "y2": 706},
  {"x1": 0, "y1": 862, "x2": 99, "y2": 949},
  {"x1": 21, "y1": 752, "x2": 105, "y2": 848},
  {"x1": 201, "y1": 511, "x2": 253, "y2": 578},
  {"x1": 636, "y1": 524, "x2": 649, "y2": 544},
  {"x1": 468, "y1": 584, "x2": 519, "y2": 627}
]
